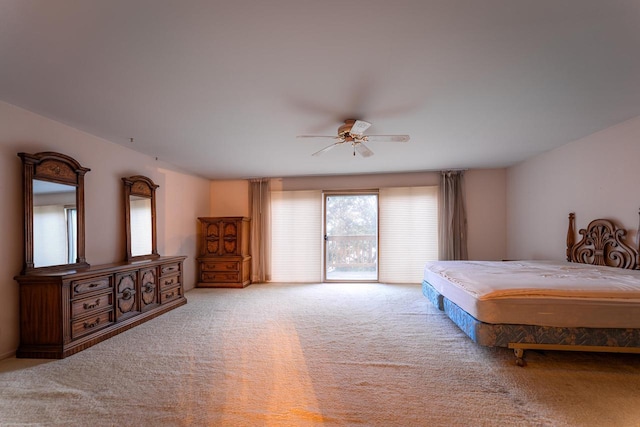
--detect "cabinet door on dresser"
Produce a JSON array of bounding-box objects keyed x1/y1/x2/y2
[
  {"x1": 203, "y1": 220, "x2": 221, "y2": 256},
  {"x1": 203, "y1": 219, "x2": 239, "y2": 256},
  {"x1": 115, "y1": 270, "x2": 139, "y2": 320},
  {"x1": 201, "y1": 217, "x2": 249, "y2": 256},
  {"x1": 220, "y1": 219, "x2": 242, "y2": 255},
  {"x1": 139, "y1": 267, "x2": 159, "y2": 312}
]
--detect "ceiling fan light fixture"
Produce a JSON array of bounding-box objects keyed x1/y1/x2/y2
[{"x1": 298, "y1": 119, "x2": 409, "y2": 157}]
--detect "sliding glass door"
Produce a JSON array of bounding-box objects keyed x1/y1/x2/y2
[{"x1": 324, "y1": 192, "x2": 378, "y2": 282}]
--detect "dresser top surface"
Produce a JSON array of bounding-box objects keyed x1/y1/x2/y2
[{"x1": 15, "y1": 255, "x2": 186, "y2": 280}]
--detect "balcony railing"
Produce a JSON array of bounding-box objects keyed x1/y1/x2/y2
[{"x1": 326, "y1": 235, "x2": 377, "y2": 279}]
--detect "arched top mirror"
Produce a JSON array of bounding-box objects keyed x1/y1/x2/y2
[
  {"x1": 122, "y1": 175, "x2": 159, "y2": 261},
  {"x1": 18, "y1": 151, "x2": 90, "y2": 274}
]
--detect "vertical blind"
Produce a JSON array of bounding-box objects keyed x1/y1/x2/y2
[
  {"x1": 270, "y1": 186, "x2": 438, "y2": 283},
  {"x1": 33, "y1": 205, "x2": 68, "y2": 267},
  {"x1": 379, "y1": 186, "x2": 439, "y2": 283},
  {"x1": 271, "y1": 190, "x2": 322, "y2": 282},
  {"x1": 130, "y1": 198, "x2": 153, "y2": 257},
  {"x1": 65, "y1": 207, "x2": 77, "y2": 263}
]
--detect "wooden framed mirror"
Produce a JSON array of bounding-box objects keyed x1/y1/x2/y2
[
  {"x1": 122, "y1": 175, "x2": 159, "y2": 261},
  {"x1": 18, "y1": 151, "x2": 90, "y2": 274}
]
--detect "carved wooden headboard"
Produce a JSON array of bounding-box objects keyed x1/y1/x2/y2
[{"x1": 566, "y1": 212, "x2": 640, "y2": 269}]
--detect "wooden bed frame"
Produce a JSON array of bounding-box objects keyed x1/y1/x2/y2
[
  {"x1": 514, "y1": 212, "x2": 640, "y2": 365},
  {"x1": 424, "y1": 212, "x2": 640, "y2": 366}
]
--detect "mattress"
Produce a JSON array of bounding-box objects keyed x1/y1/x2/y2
[{"x1": 422, "y1": 260, "x2": 640, "y2": 328}]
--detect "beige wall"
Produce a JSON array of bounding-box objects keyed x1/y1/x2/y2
[
  {"x1": 0, "y1": 101, "x2": 210, "y2": 358},
  {"x1": 210, "y1": 169, "x2": 508, "y2": 261},
  {"x1": 465, "y1": 169, "x2": 507, "y2": 261},
  {"x1": 507, "y1": 115, "x2": 640, "y2": 260},
  {"x1": 210, "y1": 180, "x2": 250, "y2": 217}
]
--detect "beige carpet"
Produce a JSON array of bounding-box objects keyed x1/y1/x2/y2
[{"x1": 1, "y1": 283, "x2": 639, "y2": 426}]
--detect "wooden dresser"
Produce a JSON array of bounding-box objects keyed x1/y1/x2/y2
[
  {"x1": 197, "y1": 217, "x2": 251, "y2": 288},
  {"x1": 15, "y1": 256, "x2": 186, "y2": 359}
]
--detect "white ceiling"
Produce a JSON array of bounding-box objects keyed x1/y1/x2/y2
[{"x1": 2, "y1": 1, "x2": 639, "y2": 180}]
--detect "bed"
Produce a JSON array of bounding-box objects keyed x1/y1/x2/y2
[{"x1": 422, "y1": 213, "x2": 640, "y2": 365}]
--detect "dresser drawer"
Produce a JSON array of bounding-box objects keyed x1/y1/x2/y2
[
  {"x1": 71, "y1": 292, "x2": 113, "y2": 319},
  {"x1": 160, "y1": 285, "x2": 183, "y2": 304},
  {"x1": 201, "y1": 271, "x2": 240, "y2": 283},
  {"x1": 200, "y1": 260, "x2": 240, "y2": 272},
  {"x1": 160, "y1": 263, "x2": 181, "y2": 276},
  {"x1": 71, "y1": 276, "x2": 112, "y2": 296},
  {"x1": 159, "y1": 275, "x2": 180, "y2": 290},
  {"x1": 71, "y1": 311, "x2": 114, "y2": 339}
]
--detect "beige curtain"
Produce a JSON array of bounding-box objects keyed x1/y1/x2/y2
[
  {"x1": 249, "y1": 179, "x2": 271, "y2": 283},
  {"x1": 438, "y1": 170, "x2": 468, "y2": 260}
]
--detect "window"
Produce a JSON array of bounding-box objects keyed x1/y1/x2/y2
[{"x1": 270, "y1": 186, "x2": 438, "y2": 284}]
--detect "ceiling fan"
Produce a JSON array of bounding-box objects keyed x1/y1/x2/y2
[{"x1": 297, "y1": 119, "x2": 410, "y2": 157}]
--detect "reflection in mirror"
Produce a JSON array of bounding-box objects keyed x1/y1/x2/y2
[
  {"x1": 19, "y1": 151, "x2": 90, "y2": 274},
  {"x1": 33, "y1": 180, "x2": 77, "y2": 268},
  {"x1": 123, "y1": 175, "x2": 159, "y2": 261},
  {"x1": 130, "y1": 195, "x2": 152, "y2": 257}
]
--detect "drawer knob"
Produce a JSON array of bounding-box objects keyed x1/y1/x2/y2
[
  {"x1": 83, "y1": 299, "x2": 100, "y2": 310},
  {"x1": 83, "y1": 318, "x2": 101, "y2": 329}
]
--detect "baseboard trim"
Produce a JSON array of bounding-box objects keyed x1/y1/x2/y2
[{"x1": 0, "y1": 349, "x2": 17, "y2": 361}]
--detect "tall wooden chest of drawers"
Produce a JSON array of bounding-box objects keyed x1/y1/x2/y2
[{"x1": 197, "y1": 217, "x2": 251, "y2": 288}]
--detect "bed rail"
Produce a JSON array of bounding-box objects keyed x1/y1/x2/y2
[{"x1": 509, "y1": 343, "x2": 640, "y2": 367}]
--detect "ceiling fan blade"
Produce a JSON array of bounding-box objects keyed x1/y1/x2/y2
[
  {"x1": 355, "y1": 142, "x2": 374, "y2": 158},
  {"x1": 364, "y1": 135, "x2": 410, "y2": 142},
  {"x1": 297, "y1": 135, "x2": 339, "y2": 139},
  {"x1": 312, "y1": 142, "x2": 342, "y2": 156},
  {"x1": 350, "y1": 120, "x2": 372, "y2": 135}
]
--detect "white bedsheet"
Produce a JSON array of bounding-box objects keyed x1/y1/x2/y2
[{"x1": 423, "y1": 260, "x2": 640, "y2": 328}]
